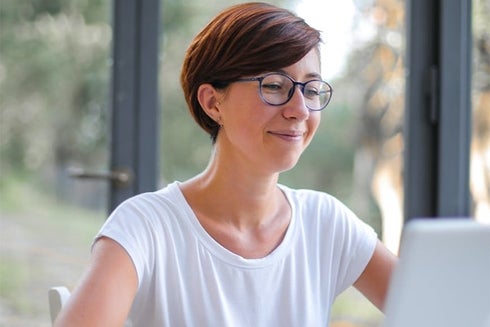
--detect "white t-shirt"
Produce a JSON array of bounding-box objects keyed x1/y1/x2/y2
[{"x1": 96, "y1": 182, "x2": 377, "y2": 327}]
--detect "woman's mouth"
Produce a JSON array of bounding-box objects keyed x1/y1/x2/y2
[{"x1": 268, "y1": 130, "x2": 305, "y2": 142}]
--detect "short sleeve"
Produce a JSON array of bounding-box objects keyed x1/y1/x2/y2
[
  {"x1": 94, "y1": 195, "x2": 156, "y2": 287},
  {"x1": 332, "y1": 199, "x2": 377, "y2": 296}
]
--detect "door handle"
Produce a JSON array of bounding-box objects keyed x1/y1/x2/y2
[{"x1": 69, "y1": 167, "x2": 133, "y2": 189}]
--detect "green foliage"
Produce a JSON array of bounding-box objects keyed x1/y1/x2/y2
[{"x1": 0, "y1": 0, "x2": 110, "y2": 177}]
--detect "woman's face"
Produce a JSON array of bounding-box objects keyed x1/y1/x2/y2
[{"x1": 216, "y1": 49, "x2": 322, "y2": 175}]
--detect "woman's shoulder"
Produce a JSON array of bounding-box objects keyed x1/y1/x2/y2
[
  {"x1": 114, "y1": 181, "x2": 181, "y2": 208},
  {"x1": 279, "y1": 184, "x2": 368, "y2": 230},
  {"x1": 107, "y1": 181, "x2": 186, "y2": 224}
]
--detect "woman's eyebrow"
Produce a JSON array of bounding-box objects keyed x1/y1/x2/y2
[
  {"x1": 305, "y1": 72, "x2": 322, "y2": 79},
  {"x1": 276, "y1": 69, "x2": 323, "y2": 80}
]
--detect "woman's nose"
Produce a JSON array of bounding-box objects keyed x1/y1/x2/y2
[{"x1": 282, "y1": 86, "x2": 310, "y2": 120}]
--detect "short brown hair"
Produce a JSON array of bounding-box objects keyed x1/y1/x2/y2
[{"x1": 180, "y1": 2, "x2": 322, "y2": 142}]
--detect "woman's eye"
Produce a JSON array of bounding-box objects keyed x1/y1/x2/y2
[
  {"x1": 262, "y1": 83, "x2": 284, "y2": 92},
  {"x1": 304, "y1": 87, "x2": 320, "y2": 97}
]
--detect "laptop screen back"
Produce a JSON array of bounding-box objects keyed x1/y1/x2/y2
[{"x1": 383, "y1": 219, "x2": 490, "y2": 327}]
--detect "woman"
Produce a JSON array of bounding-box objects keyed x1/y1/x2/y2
[{"x1": 55, "y1": 2, "x2": 397, "y2": 326}]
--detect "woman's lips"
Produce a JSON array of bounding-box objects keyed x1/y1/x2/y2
[{"x1": 268, "y1": 130, "x2": 305, "y2": 141}]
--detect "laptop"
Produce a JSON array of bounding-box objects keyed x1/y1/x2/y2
[{"x1": 383, "y1": 218, "x2": 490, "y2": 327}]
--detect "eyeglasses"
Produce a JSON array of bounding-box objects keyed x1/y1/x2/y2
[{"x1": 234, "y1": 72, "x2": 333, "y2": 111}]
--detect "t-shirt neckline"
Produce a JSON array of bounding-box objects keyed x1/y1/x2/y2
[{"x1": 169, "y1": 181, "x2": 297, "y2": 269}]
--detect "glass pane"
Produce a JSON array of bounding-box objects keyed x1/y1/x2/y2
[
  {"x1": 160, "y1": 0, "x2": 405, "y2": 326},
  {"x1": 0, "y1": 1, "x2": 111, "y2": 325},
  {"x1": 471, "y1": 0, "x2": 490, "y2": 223}
]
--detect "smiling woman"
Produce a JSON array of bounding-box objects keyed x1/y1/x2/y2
[
  {"x1": 53, "y1": 2, "x2": 397, "y2": 327},
  {"x1": 196, "y1": 48, "x2": 323, "y2": 174}
]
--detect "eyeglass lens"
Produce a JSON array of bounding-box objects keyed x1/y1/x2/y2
[{"x1": 259, "y1": 74, "x2": 332, "y2": 110}]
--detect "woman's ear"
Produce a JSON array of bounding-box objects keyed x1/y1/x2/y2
[{"x1": 197, "y1": 84, "x2": 222, "y2": 124}]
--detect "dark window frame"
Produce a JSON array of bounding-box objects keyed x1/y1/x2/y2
[
  {"x1": 404, "y1": 0, "x2": 472, "y2": 220},
  {"x1": 109, "y1": 0, "x2": 160, "y2": 211}
]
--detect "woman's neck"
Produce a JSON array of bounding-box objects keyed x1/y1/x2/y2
[
  {"x1": 182, "y1": 159, "x2": 283, "y2": 228},
  {"x1": 179, "y1": 147, "x2": 292, "y2": 258}
]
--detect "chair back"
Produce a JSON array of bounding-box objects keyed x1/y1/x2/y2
[{"x1": 48, "y1": 286, "x2": 71, "y2": 325}]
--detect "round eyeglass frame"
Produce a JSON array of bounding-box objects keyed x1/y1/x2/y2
[{"x1": 234, "y1": 72, "x2": 333, "y2": 111}]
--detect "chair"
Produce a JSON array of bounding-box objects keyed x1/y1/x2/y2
[{"x1": 48, "y1": 286, "x2": 71, "y2": 325}]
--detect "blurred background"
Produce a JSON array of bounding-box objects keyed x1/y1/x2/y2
[{"x1": 0, "y1": 0, "x2": 488, "y2": 326}]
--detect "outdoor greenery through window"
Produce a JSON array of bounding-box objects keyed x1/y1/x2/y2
[{"x1": 0, "y1": 1, "x2": 111, "y2": 325}]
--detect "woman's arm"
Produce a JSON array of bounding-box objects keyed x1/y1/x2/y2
[
  {"x1": 353, "y1": 240, "x2": 398, "y2": 311},
  {"x1": 54, "y1": 237, "x2": 139, "y2": 327}
]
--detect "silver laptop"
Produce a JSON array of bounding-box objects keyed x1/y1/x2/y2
[{"x1": 383, "y1": 218, "x2": 490, "y2": 327}]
